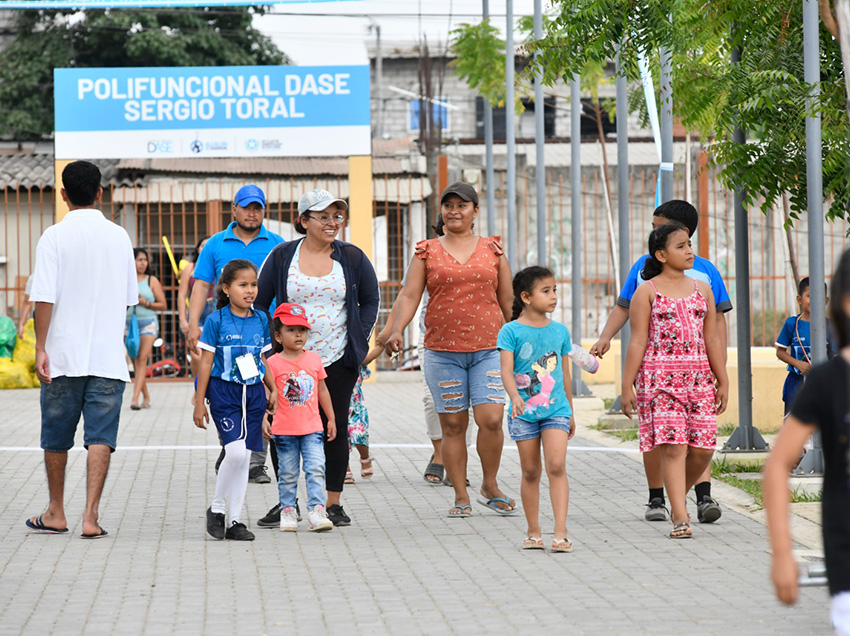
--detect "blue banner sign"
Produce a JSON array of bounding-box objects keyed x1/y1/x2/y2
[
  {"x1": 3, "y1": 1, "x2": 362, "y2": 8},
  {"x1": 53, "y1": 65, "x2": 371, "y2": 158}
]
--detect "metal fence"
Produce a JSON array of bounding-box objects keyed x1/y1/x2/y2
[{"x1": 2, "y1": 164, "x2": 847, "y2": 375}]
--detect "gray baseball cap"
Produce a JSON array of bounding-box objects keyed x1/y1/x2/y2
[
  {"x1": 440, "y1": 181, "x2": 479, "y2": 206},
  {"x1": 298, "y1": 189, "x2": 349, "y2": 214}
]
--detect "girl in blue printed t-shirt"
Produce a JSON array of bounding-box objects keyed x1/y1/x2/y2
[
  {"x1": 193, "y1": 259, "x2": 277, "y2": 542},
  {"x1": 498, "y1": 266, "x2": 576, "y2": 553}
]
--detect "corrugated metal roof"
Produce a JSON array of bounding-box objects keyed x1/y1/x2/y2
[
  {"x1": 0, "y1": 154, "x2": 123, "y2": 189},
  {"x1": 115, "y1": 156, "x2": 413, "y2": 177},
  {"x1": 0, "y1": 153, "x2": 54, "y2": 189},
  {"x1": 109, "y1": 175, "x2": 432, "y2": 205}
]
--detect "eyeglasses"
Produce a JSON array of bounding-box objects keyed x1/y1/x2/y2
[{"x1": 306, "y1": 213, "x2": 346, "y2": 226}]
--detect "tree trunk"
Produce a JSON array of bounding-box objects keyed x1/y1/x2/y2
[
  {"x1": 781, "y1": 192, "x2": 801, "y2": 290},
  {"x1": 591, "y1": 98, "x2": 619, "y2": 290}
]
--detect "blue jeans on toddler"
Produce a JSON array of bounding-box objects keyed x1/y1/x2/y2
[{"x1": 273, "y1": 432, "x2": 326, "y2": 510}]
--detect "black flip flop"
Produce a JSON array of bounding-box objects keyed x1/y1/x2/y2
[
  {"x1": 81, "y1": 527, "x2": 108, "y2": 539},
  {"x1": 423, "y1": 454, "x2": 444, "y2": 484}
]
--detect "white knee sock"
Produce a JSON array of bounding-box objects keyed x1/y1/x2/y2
[{"x1": 212, "y1": 440, "x2": 250, "y2": 524}]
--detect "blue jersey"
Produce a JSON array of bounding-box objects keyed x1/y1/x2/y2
[
  {"x1": 193, "y1": 222, "x2": 284, "y2": 284},
  {"x1": 775, "y1": 315, "x2": 834, "y2": 376},
  {"x1": 198, "y1": 306, "x2": 271, "y2": 385},
  {"x1": 497, "y1": 320, "x2": 572, "y2": 423},
  {"x1": 617, "y1": 254, "x2": 732, "y2": 313}
]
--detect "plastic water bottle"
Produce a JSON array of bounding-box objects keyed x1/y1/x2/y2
[{"x1": 569, "y1": 343, "x2": 599, "y2": 374}]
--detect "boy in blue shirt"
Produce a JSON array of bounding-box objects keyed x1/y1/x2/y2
[
  {"x1": 775, "y1": 277, "x2": 830, "y2": 415},
  {"x1": 591, "y1": 200, "x2": 731, "y2": 524}
]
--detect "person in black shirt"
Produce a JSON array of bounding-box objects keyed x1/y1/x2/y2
[{"x1": 764, "y1": 248, "x2": 850, "y2": 635}]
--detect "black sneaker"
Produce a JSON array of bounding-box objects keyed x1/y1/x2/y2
[
  {"x1": 225, "y1": 521, "x2": 255, "y2": 541},
  {"x1": 214, "y1": 448, "x2": 225, "y2": 475},
  {"x1": 696, "y1": 495, "x2": 722, "y2": 523},
  {"x1": 248, "y1": 465, "x2": 271, "y2": 484},
  {"x1": 206, "y1": 507, "x2": 225, "y2": 540},
  {"x1": 644, "y1": 497, "x2": 670, "y2": 522},
  {"x1": 326, "y1": 504, "x2": 350, "y2": 527},
  {"x1": 257, "y1": 503, "x2": 281, "y2": 528}
]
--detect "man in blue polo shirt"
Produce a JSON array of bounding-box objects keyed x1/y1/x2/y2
[
  {"x1": 187, "y1": 184, "x2": 284, "y2": 483},
  {"x1": 591, "y1": 200, "x2": 731, "y2": 525}
]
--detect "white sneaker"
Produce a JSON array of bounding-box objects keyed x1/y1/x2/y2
[
  {"x1": 279, "y1": 506, "x2": 298, "y2": 532},
  {"x1": 307, "y1": 505, "x2": 333, "y2": 532}
]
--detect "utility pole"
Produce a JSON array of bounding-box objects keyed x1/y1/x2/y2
[
  {"x1": 483, "y1": 0, "x2": 495, "y2": 235},
  {"x1": 505, "y1": 0, "x2": 517, "y2": 270},
  {"x1": 533, "y1": 0, "x2": 546, "y2": 266}
]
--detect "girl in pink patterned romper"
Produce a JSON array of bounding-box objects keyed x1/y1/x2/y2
[{"x1": 622, "y1": 223, "x2": 729, "y2": 539}]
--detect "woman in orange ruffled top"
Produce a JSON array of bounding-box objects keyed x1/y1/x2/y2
[{"x1": 387, "y1": 182, "x2": 516, "y2": 519}]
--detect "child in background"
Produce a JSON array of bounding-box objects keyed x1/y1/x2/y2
[
  {"x1": 193, "y1": 259, "x2": 277, "y2": 541},
  {"x1": 499, "y1": 266, "x2": 576, "y2": 553},
  {"x1": 764, "y1": 249, "x2": 850, "y2": 635},
  {"x1": 264, "y1": 303, "x2": 336, "y2": 532},
  {"x1": 621, "y1": 223, "x2": 728, "y2": 539},
  {"x1": 344, "y1": 343, "x2": 384, "y2": 484},
  {"x1": 775, "y1": 277, "x2": 831, "y2": 416}
]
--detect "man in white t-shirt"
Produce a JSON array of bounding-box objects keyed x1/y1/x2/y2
[{"x1": 25, "y1": 160, "x2": 138, "y2": 539}]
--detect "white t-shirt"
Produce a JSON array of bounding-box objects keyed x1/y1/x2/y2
[
  {"x1": 30, "y1": 209, "x2": 138, "y2": 381},
  {"x1": 287, "y1": 241, "x2": 347, "y2": 367}
]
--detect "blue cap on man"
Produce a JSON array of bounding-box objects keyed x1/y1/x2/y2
[{"x1": 233, "y1": 184, "x2": 266, "y2": 209}]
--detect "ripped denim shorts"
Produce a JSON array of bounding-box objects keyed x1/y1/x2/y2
[{"x1": 423, "y1": 348, "x2": 505, "y2": 414}]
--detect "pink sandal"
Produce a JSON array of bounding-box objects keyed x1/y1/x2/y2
[{"x1": 360, "y1": 456, "x2": 374, "y2": 479}]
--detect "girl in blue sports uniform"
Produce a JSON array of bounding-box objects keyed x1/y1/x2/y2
[{"x1": 193, "y1": 259, "x2": 277, "y2": 541}]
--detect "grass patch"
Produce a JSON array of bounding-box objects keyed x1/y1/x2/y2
[
  {"x1": 711, "y1": 456, "x2": 763, "y2": 475},
  {"x1": 588, "y1": 421, "x2": 638, "y2": 442},
  {"x1": 715, "y1": 473, "x2": 764, "y2": 506},
  {"x1": 607, "y1": 429, "x2": 638, "y2": 442},
  {"x1": 790, "y1": 488, "x2": 822, "y2": 503},
  {"x1": 602, "y1": 397, "x2": 616, "y2": 411}
]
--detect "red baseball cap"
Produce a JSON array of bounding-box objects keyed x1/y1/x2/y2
[{"x1": 273, "y1": 303, "x2": 311, "y2": 329}]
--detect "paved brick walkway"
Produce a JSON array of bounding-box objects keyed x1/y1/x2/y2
[{"x1": 0, "y1": 374, "x2": 831, "y2": 635}]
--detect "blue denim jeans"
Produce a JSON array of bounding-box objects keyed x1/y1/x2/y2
[
  {"x1": 40, "y1": 375, "x2": 125, "y2": 452},
  {"x1": 273, "y1": 432, "x2": 326, "y2": 509},
  {"x1": 422, "y1": 348, "x2": 505, "y2": 414}
]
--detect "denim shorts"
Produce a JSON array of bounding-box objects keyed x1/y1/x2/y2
[
  {"x1": 40, "y1": 376, "x2": 126, "y2": 452},
  {"x1": 423, "y1": 348, "x2": 505, "y2": 414},
  {"x1": 508, "y1": 415, "x2": 572, "y2": 442},
  {"x1": 126, "y1": 316, "x2": 158, "y2": 338}
]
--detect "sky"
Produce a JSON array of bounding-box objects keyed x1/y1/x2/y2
[{"x1": 254, "y1": 0, "x2": 539, "y2": 65}]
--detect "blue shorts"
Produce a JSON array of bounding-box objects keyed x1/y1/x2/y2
[
  {"x1": 40, "y1": 376, "x2": 125, "y2": 452},
  {"x1": 423, "y1": 348, "x2": 505, "y2": 414},
  {"x1": 207, "y1": 377, "x2": 265, "y2": 452},
  {"x1": 783, "y1": 373, "x2": 805, "y2": 416},
  {"x1": 508, "y1": 415, "x2": 572, "y2": 442},
  {"x1": 126, "y1": 316, "x2": 158, "y2": 338}
]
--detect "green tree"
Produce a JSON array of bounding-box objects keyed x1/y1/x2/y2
[
  {"x1": 0, "y1": 7, "x2": 290, "y2": 139},
  {"x1": 528, "y1": 0, "x2": 850, "y2": 221}
]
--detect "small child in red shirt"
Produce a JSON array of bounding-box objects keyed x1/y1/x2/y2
[{"x1": 263, "y1": 303, "x2": 336, "y2": 532}]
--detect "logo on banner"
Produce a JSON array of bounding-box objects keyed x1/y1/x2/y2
[
  {"x1": 190, "y1": 139, "x2": 203, "y2": 154},
  {"x1": 146, "y1": 140, "x2": 174, "y2": 154},
  {"x1": 245, "y1": 138, "x2": 258, "y2": 151}
]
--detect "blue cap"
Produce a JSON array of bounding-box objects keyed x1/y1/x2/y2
[{"x1": 233, "y1": 184, "x2": 266, "y2": 209}]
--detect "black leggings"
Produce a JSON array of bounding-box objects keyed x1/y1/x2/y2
[{"x1": 321, "y1": 356, "x2": 360, "y2": 493}]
